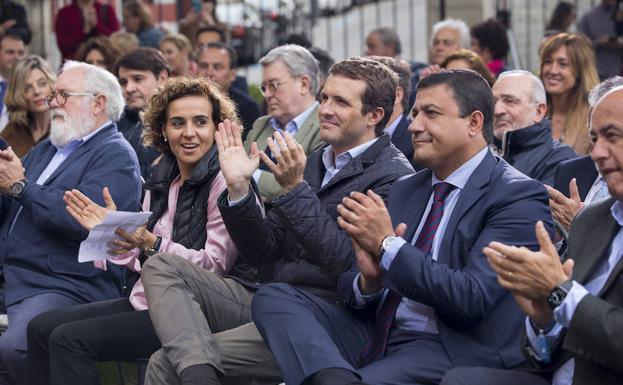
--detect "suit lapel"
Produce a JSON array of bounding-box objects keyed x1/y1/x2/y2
[
  {"x1": 43, "y1": 124, "x2": 112, "y2": 185},
  {"x1": 436, "y1": 151, "x2": 496, "y2": 264},
  {"x1": 293, "y1": 105, "x2": 319, "y2": 150},
  {"x1": 25, "y1": 144, "x2": 57, "y2": 181},
  {"x1": 572, "y1": 200, "x2": 618, "y2": 284},
  {"x1": 392, "y1": 170, "x2": 433, "y2": 243}
]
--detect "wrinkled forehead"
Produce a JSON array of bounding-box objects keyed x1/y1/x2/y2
[{"x1": 591, "y1": 87, "x2": 623, "y2": 130}]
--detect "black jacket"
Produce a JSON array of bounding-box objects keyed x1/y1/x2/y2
[
  {"x1": 219, "y1": 134, "x2": 414, "y2": 299},
  {"x1": 554, "y1": 155, "x2": 598, "y2": 200},
  {"x1": 116, "y1": 108, "x2": 161, "y2": 181},
  {"x1": 0, "y1": 0, "x2": 31, "y2": 44},
  {"x1": 494, "y1": 119, "x2": 578, "y2": 185},
  {"x1": 229, "y1": 87, "x2": 261, "y2": 141}
]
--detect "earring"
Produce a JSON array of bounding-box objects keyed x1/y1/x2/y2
[{"x1": 163, "y1": 136, "x2": 168, "y2": 142}]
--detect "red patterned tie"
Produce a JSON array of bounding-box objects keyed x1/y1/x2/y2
[{"x1": 359, "y1": 182, "x2": 455, "y2": 366}]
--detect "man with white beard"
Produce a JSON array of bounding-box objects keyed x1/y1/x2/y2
[{"x1": 0, "y1": 61, "x2": 141, "y2": 385}]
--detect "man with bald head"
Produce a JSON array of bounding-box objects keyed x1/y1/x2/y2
[
  {"x1": 442, "y1": 80, "x2": 623, "y2": 385},
  {"x1": 492, "y1": 70, "x2": 577, "y2": 185}
]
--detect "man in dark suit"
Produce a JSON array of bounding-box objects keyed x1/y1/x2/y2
[
  {"x1": 251, "y1": 70, "x2": 552, "y2": 385},
  {"x1": 140, "y1": 57, "x2": 413, "y2": 385},
  {"x1": 442, "y1": 80, "x2": 623, "y2": 385},
  {"x1": 0, "y1": 61, "x2": 142, "y2": 384},
  {"x1": 370, "y1": 56, "x2": 420, "y2": 170},
  {"x1": 196, "y1": 42, "x2": 261, "y2": 140}
]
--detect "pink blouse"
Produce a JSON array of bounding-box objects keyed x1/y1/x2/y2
[{"x1": 94, "y1": 171, "x2": 238, "y2": 310}]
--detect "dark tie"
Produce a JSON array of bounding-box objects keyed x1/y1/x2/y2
[
  {"x1": 359, "y1": 182, "x2": 455, "y2": 366},
  {"x1": 0, "y1": 80, "x2": 7, "y2": 113}
]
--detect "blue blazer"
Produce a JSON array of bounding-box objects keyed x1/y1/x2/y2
[
  {"x1": 0, "y1": 123, "x2": 142, "y2": 306},
  {"x1": 390, "y1": 115, "x2": 422, "y2": 171},
  {"x1": 554, "y1": 155, "x2": 598, "y2": 201},
  {"x1": 338, "y1": 150, "x2": 553, "y2": 369}
]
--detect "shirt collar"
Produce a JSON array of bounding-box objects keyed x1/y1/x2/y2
[
  {"x1": 269, "y1": 101, "x2": 318, "y2": 133},
  {"x1": 432, "y1": 146, "x2": 489, "y2": 190},
  {"x1": 611, "y1": 201, "x2": 623, "y2": 227},
  {"x1": 383, "y1": 115, "x2": 403, "y2": 137},
  {"x1": 322, "y1": 136, "x2": 379, "y2": 171}
]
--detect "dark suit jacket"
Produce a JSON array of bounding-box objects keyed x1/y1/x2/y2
[
  {"x1": 220, "y1": 134, "x2": 414, "y2": 299},
  {"x1": 229, "y1": 87, "x2": 261, "y2": 140},
  {"x1": 524, "y1": 198, "x2": 623, "y2": 384},
  {"x1": 553, "y1": 156, "x2": 598, "y2": 200},
  {"x1": 338, "y1": 150, "x2": 553, "y2": 369},
  {"x1": 0, "y1": 123, "x2": 142, "y2": 306},
  {"x1": 390, "y1": 115, "x2": 422, "y2": 171}
]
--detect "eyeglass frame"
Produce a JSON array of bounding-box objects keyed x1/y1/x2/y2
[
  {"x1": 46, "y1": 90, "x2": 96, "y2": 107},
  {"x1": 259, "y1": 78, "x2": 291, "y2": 96}
]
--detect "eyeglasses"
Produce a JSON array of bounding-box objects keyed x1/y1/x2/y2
[
  {"x1": 47, "y1": 90, "x2": 96, "y2": 107},
  {"x1": 260, "y1": 79, "x2": 290, "y2": 96}
]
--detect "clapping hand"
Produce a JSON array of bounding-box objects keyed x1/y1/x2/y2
[
  {"x1": 546, "y1": 179, "x2": 583, "y2": 231},
  {"x1": 108, "y1": 225, "x2": 157, "y2": 255},
  {"x1": 483, "y1": 221, "x2": 574, "y2": 328},
  {"x1": 65, "y1": 187, "x2": 116, "y2": 231},
  {"x1": 215, "y1": 119, "x2": 260, "y2": 201},
  {"x1": 260, "y1": 131, "x2": 306, "y2": 193},
  {"x1": 0, "y1": 146, "x2": 25, "y2": 194}
]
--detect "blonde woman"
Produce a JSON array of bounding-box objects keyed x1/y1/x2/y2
[
  {"x1": 0, "y1": 55, "x2": 55, "y2": 157},
  {"x1": 540, "y1": 33, "x2": 598, "y2": 155},
  {"x1": 159, "y1": 33, "x2": 196, "y2": 76}
]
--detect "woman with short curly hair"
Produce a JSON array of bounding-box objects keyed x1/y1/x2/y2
[
  {"x1": 75, "y1": 36, "x2": 121, "y2": 73},
  {"x1": 26, "y1": 77, "x2": 241, "y2": 385}
]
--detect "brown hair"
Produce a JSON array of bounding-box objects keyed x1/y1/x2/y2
[
  {"x1": 540, "y1": 33, "x2": 598, "y2": 154},
  {"x1": 329, "y1": 57, "x2": 398, "y2": 135},
  {"x1": 5, "y1": 55, "x2": 56, "y2": 127},
  {"x1": 123, "y1": 0, "x2": 154, "y2": 31},
  {"x1": 442, "y1": 49, "x2": 495, "y2": 86},
  {"x1": 142, "y1": 77, "x2": 240, "y2": 153},
  {"x1": 76, "y1": 36, "x2": 121, "y2": 73}
]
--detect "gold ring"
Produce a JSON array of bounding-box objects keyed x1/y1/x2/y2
[{"x1": 507, "y1": 271, "x2": 513, "y2": 279}]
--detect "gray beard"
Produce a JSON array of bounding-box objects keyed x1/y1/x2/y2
[{"x1": 50, "y1": 109, "x2": 97, "y2": 148}]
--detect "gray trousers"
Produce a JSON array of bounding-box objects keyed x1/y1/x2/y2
[{"x1": 141, "y1": 253, "x2": 282, "y2": 385}]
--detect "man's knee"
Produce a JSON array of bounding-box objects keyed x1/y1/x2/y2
[
  {"x1": 252, "y1": 283, "x2": 298, "y2": 316},
  {"x1": 47, "y1": 323, "x2": 79, "y2": 356}
]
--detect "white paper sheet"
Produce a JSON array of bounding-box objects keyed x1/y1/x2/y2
[{"x1": 78, "y1": 211, "x2": 152, "y2": 262}]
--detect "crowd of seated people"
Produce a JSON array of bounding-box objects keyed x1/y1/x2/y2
[{"x1": 0, "y1": 1, "x2": 621, "y2": 385}]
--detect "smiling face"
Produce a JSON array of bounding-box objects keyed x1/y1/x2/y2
[
  {"x1": 163, "y1": 95, "x2": 216, "y2": 175},
  {"x1": 24, "y1": 68, "x2": 52, "y2": 114},
  {"x1": 590, "y1": 89, "x2": 623, "y2": 201},
  {"x1": 409, "y1": 84, "x2": 484, "y2": 179},
  {"x1": 318, "y1": 74, "x2": 379, "y2": 155},
  {"x1": 541, "y1": 45, "x2": 576, "y2": 96}
]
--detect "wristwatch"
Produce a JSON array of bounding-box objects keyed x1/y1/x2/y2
[
  {"x1": 8, "y1": 179, "x2": 27, "y2": 199},
  {"x1": 547, "y1": 279, "x2": 573, "y2": 309},
  {"x1": 144, "y1": 235, "x2": 162, "y2": 257},
  {"x1": 378, "y1": 235, "x2": 398, "y2": 257}
]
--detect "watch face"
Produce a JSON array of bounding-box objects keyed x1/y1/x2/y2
[
  {"x1": 548, "y1": 287, "x2": 567, "y2": 308},
  {"x1": 9, "y1": 181, "x2": 24, "y2": 197}
]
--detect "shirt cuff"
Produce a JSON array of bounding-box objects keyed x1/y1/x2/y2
[
  {"x1": 380, "y1": 237, "x2": 406, "y2": 271},
  {"x1": 227, "y1": 188, "x2": 251, "y2": 206},
  {"x1": 553, "y1": 281, "x2": 589, "y2": 328},
  {"x1": 352, "y1": 272, "x2": 385, "y2": 307},
  {"x1": 252, "y1": 169, "x2": 263, "y2": 183},
  {"x1": 525, "y1": 316, "x2": 564, "y2": 361}
]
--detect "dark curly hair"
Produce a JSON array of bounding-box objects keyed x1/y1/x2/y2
[{"x1": 142, "y1": 77, "x2": 240, "y2": 153}]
